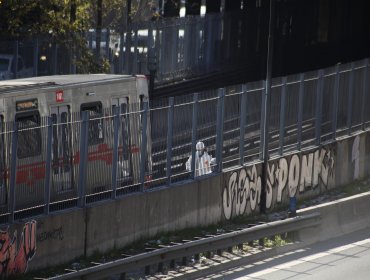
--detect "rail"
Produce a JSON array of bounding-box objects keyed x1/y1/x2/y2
[{"x1": 46, "y1": 212, "x2": 321, "y2": 280}]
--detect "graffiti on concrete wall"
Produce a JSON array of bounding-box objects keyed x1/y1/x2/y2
[
  {"x1": 222, "y1": 165, "x2": 261, "y2": 220},
  {"x1": 37, "y1": 226, "x2": 64, "y2": 243},
  {"x1": 0, "y1": 221, "x2": 36, "y2": 276},
  {"x1": 223, "y1": 147, "x2": 335, "y2": 220}
]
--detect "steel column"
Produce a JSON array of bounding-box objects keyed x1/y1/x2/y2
[
  {"x1": 315, "y1": 70, "x2": 324, "y2": 146},
  {"x1": 9, "y1": 122, "x2": 18, "y2": 223},
  {"x1": 44, "y1": 117, "x2": 54, "y2": 215},
  {"x1": 78, "y1": 111, "x2": 89, "y2": 208},
  {"x1": 190, "y1": 93, "x2": 199, "y2": 179},
  {"x1": 332, "y1": 65, "x2": 340, "y2": 140},
  {"x1": 111, "y1": 106, "x2": 121, "y2": 199},
  {"x1": 140, "y1": 102, "x2": 149, "y2": 191},
  {"x1": 297, "y1": 73, "x2": 304, "y2": 150},
  {"x1": 361, "y1": 59, "x2": 369, "y2": 130},
  {"x1": 166, "y1": 97, "x2": 174, "y2": 185},
  {"x1": 347, "y1": 63, "x2": 355, "y2": 135},
  {"x1": 279, "y1": 77, "x2": 287, "y2": 155},
  {"x1": 239, "y1": 85, "x2": 247, "y2": 165},
  {"x1": 215, "y1": 88, "x2": 225, "y2": 173}
]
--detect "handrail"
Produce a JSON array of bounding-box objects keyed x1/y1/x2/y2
[{"x1": 48, "y1": 212, "x2": 321, "y2": 280}]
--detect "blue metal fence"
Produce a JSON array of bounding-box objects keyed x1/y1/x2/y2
[{"x1": 0, "y1": 58, "x2": 369, "y2": 224}]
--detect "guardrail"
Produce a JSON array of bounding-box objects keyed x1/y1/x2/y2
[{"x1": 47, "y1": 212, "x2": 321, "y2": 280}]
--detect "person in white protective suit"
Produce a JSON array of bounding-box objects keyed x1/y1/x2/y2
[{"x1": 185, "y1": 141, "x2": 216, "y2": 177}]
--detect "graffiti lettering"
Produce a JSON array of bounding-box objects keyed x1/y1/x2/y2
[
  {"x1": 0, "y1": 221, "x2": 36, "y2": 276},
  {"x1": 222, "y1": 166, "x2": 261, "y2": 219},
  {"x1": 223, "y1": 147, "x2": 335, "y2": 220},
  {"x1": 270, "y1": 148, "x2": 334, "y2": 204},
  {"x1": 37, "y1": 226, "x2": 63, "y2": 243}
]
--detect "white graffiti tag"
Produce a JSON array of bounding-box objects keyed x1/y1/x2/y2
[
  {"x1": 266, "y1": 147, "x2": 335, "y2": 204},
  {"x1": 222, "y1": 166, "x2": 261, "y2": 220}
]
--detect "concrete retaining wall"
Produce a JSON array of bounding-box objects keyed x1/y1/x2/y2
[
  {"x1": 1, "y1": 130, "x2": 370, "y2": 276},
  {"x1": 298, "y1": 191, "x2": 370, "y2": 244}
]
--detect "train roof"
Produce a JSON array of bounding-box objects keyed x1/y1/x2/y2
[{"x1": 0, "y1": 74, "x2": 136, "y2": 94}]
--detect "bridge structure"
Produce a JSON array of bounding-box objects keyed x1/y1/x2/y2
[{"x1": 1, "y1": 0, "x2": 369, "y2": 98}]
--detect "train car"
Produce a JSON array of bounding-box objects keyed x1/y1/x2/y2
[{"x1": 0, "y1": 74, "x2": 150, "y2": 212}]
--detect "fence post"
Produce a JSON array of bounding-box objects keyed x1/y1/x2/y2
[
  {"x1": 33, "y1": 38, "x2": 39, "y2": 77},
  {"x1": 78, "y1": 111, "x2": 89, "y2": 208},
  {"x1": 239, "y1": 85, "x2": 247, "y2": 165},
  {"x1": 297, "y1": 73, "x2": 304, "y2": 150},
  {"x1": 111, "y1": 106, "x2": 121, "y2": 200},
  {"x1": 215, "y1": 88, "x2": 225, "y2": 173},
  {"x1": 52, "y1": 42, "x2": 58, "y2": 75},
  {"x1": 9, "y1": 122, "x2": 18, "y2": 223},
  {"x1": 190, "y1": 93, "x2": 199, "y2": 179},
  {"x1": 13, "y1": 41, "x2": 19, "y2": 79},
  {"x1": 132, "y1": 25, "x2": 139, "y2": 74},
  {"x1": 347, "y1": 62, "x2": 355, "y2": 135},
  {"x1": 332, "y1": 64, "x2": 340, "y2": 140},
  {"x1": 166, "y1": 97, "x2": 174, "y2": 185},
  {"x1": 361, "y1": 59, "x2": 369, "y2": 130},
  {"x1": 315, "y1": 70, "x2": 324, "y2": 146},
  {"x1": 279, "y1": 77, "x2": 287, "y2": 155},
  {"x1": 259, "y1": 81, "x2": 267, "y2": 160},
  {"x1": 140, "y1": 102, "x2": 149, "y2": 191},
  {"x1": 44, "y1": 117, "x2": 53, "y2": 215}
]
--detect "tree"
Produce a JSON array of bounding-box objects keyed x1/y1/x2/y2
[{"x1": 0, "y1": 0, "x2": 158, "y2": 73}]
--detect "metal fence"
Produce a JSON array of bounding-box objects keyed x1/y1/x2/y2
[
  {"x1": 0, "y1": 58, "x2": 369, "y2": 224},
  {"x1": 0, "y1": 11, "x2": 250, "y2": 85}
]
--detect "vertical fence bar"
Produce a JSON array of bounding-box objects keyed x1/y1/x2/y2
[
  {"x1": 315, "y1": 70, "x2": 324, "y2": 146},
  {"x1": 347, "y1": 62, "x2": 355, "y2": 135},
  {"x1": 239, "y1": 85, "x2": 247, "y2": 165},
  {"x1": 44, "y1": 117, "x2": 53, "y2": 215},
  {"x1": 9, "y1": 122, "x2": 18, "y2": 223},
  {"x1": 361, "y1": 59, "x2": 369, "y2": 130},
  {"x1": 332, "y1": 64, "x2": 340, "y2": 140},
  {"x1": 111, "y1": 106, "x2": 121, "y2": 199},
  {"x1": 279, "y1": 77, "x2": 287, "y2": 155},
  {"x1": 215, "y1": 88, "x2": 225, "y2": 173},
  {"x1": 33, "y1": 38, "x2": 39, "y2": 77},
  {"x1": 297, "y1": 73, "x2": 304, "y2": 150},
  {"x1": 52, "y1": 43, "x2": 58, "y2": 75},
  {"x1": 190, "y1": 93, "x2": 199, "y2": 179},
  {"x1": 13, "y1": 40, "x2": 19, "y2": 79},
  {"x1": 166, "y1": 97, "x2": 174, "y2": 185},
  {"x1": 78, "y1": 111, "x2": 89, "y2": 208},
  {"x1": 132, "y1": 25, "x2": 139, "y2": 74},
  {"x1": 259, "y1": 82, "x2": 267, "y2": 160},
  {"x1": 140, "y1": 102, "x2": 149, "y2": 191}
]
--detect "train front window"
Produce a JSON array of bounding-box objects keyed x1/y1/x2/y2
[
  {"x1": 81, "y1": 102, "x2": 104, "y2": 145},
  {"x1": 15, "y1": 112, "x2": 42, "y2": 158}
]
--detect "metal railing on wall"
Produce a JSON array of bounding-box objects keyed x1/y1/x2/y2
[{"x1": 0, "y1": 58, "x2": 368, "y2": 225}]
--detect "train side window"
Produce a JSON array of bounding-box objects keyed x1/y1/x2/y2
[
  {"x1": 81, "y1": 102, "x2": 104, "y2": 145},
  {"x1": 15, "y1": 111, "x2": 42, "y2": 158}
]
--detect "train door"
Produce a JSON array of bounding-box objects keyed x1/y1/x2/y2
[
  {"x1": 50, "y1": 106, "x2": 73, "y2": 193},
  {"x1": 112, "y1": 97, "x2": 133, "y2": 184}
]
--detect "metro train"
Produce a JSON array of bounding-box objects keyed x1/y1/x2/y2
[{"x1": 0, "y1": 74, "x2": 151, "y2": 211}]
